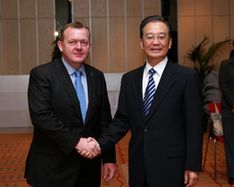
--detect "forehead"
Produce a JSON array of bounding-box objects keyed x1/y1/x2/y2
[
  {"x1": 143, "y1": 21, "x2": 169, "y2": 34},
  {"x1": 63, "y1": 27, "x2": 90, "y2": 40}
]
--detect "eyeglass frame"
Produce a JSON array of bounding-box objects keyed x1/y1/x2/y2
[{"x1": 143, "y1": 32, "x2": 170, "y2": 43}]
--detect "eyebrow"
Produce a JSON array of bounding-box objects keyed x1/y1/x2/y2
[{"x1": 145, "y1": 32, "x2": 167, "y2": 35}]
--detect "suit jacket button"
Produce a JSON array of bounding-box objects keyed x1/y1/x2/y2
[{"x1": 144, "y1": 128, "x2": 147, "y2": 132}]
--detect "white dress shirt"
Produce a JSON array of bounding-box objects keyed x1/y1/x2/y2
[{"x1": 142, "y1": 57, "x2": 168, "y2": 99}]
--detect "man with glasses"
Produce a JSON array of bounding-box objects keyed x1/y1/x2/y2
[
  {"x1": 81, "y1": 15, "x2": 203, "y2": 187},
  {"x1": 24, "y1": 21, "x2": 116, "y2": 187}
]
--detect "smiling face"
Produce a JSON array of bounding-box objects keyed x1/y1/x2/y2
[
  {"x1": 57, "y1": 27, "x2": 90, "y2": 69},
  {"x1": 140, "y1": 21, "x2": 172, "y2": 66}
]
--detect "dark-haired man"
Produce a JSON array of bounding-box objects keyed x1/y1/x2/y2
[{"x1": 82, "y1": 15, "x2": 203, "y2": 187}]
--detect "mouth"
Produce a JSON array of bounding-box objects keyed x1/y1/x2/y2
[
  {"x1": 74, "y1": 53, "x2": 83, "y2": 57},
  {"x1": 150, "y1": 48, "x2": 162, "y2": 53}
]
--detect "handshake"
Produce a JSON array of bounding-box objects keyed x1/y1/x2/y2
[{"x1": 75, "y1": 137, "x2": 101, "y2": 159}]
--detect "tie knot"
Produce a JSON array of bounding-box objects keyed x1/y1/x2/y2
[
  {"x1": 75, "y1": 70, "x2": 82, "y2": 77},
  {"x1": 149, "y1": 68, "x2": 156, "y2": 76}
]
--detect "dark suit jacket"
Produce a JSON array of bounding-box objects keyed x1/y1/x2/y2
[
  {"x1": 98, "y1": 61, "x2": 203, "y2": 187},
  {"x1": 219, "y1": 56, "x2": 234, "y2": 115},
  {"x1": 25, "y1": 59, "x2": 115, "y2": 187}
]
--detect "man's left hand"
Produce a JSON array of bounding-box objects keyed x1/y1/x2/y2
[
  {"x1": 184, "y1": 170, "x2": 199, "y2": 187},
  {"x1": 103, "y1": 163, "x2": 116, "y2": 182}
]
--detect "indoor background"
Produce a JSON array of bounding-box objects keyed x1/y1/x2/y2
[
  {"x1": 0, "y1": 0, "x2": 233, "y2": 74},
  {"x1": 0, "y1": 0, "x2": 233, "y2": 128}
]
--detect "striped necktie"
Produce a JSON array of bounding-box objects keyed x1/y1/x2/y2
[
  {"x1": 143, "y1": 68, "x2": 156, "y2": 116},
  {"x1": 75, "y1": 70, "x2": 86, "y2": 122}
]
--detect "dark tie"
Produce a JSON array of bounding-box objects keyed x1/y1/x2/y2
[
  {"x1": 75, "y1": 71, "x2": 86, "y2": 122},
  {"x1": 143, "y1": 68, "x2": 156, "y2": 116}
]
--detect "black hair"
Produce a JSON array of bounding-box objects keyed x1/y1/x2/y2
[
  {"x1": 51, "y1": 36, "x2": 61, "y2": 60},
  {"x1": 140, "y1": 15, "x2": 171, "y2": 39}
]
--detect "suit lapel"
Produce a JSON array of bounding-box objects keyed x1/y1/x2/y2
[
  {"x1": 54, "y1": 62, "x2": 100, "y2": 125},
  {"x1": 83, "y1": 64, "x2": 95, "y2": 125},
  {"x1": 132, "y1": 65, "x2": 145, "y2": 120},
  {"x1": 145, "y1": 61, "x2": 176, "y2": 123},
  {"x1": 54, "y1": 59, "x2": 83, "y2": 120}
]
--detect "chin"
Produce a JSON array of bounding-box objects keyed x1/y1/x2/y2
[
  {"x1": 74, "y1": 57, "x2": 85, "y2": 62},
  {"x1": 149, "y1": 54, "x2": 163, "y2": 58}
]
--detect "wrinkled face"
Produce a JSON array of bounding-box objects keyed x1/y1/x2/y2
[
  {"x1": 140, "y1": 21, "x2": 172, "y2": 64},
  {"x1": 57, "y1": 27, "x2": 90, "y2": 68}
]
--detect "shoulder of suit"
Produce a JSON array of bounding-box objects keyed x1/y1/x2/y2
[
  {"x1": 30, "y1": 60, "x2": 53, "y2": 72},
  {"x1": 29, "y1": 59, "x2": 62, "y2": 77},
  {"x1": 123, "y1": 65, "x2": 144, "y2": 77},
  {"x1": 220, "y1": 58, "x2": 234, "y2": 67},
  {"x1": 84, "y1": 63, "x2": 105, "y2": 77},
  {"x1": 167, "y1": 62, "x2": 195, "y2": 73}
]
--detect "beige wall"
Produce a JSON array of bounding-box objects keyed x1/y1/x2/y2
[
  {"x1": 0, "y1": 0, "x2": 55, "y2": 75},
  {"x1": 0, "y1": 0, "x2": 160, "y2": 75},
  {"x1": 0, "y1": 0, "x2": 233, "y2": 75},
  {"x1": 178, "y1": 0, "x2": 234, "y2": 67},
  {"x1": 73, "y1": 0, "x2": 161, "y2": 72}
]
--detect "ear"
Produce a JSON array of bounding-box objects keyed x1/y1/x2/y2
[
  {"x1": 140, "y1": 39, "x2": 144, "y2": 50},
  {"x1": 168, "y1": 38, "x2": 172, "y2": 49},
  {"x1": 57, "y1": 40, "x2": 63, "y2": 52}
]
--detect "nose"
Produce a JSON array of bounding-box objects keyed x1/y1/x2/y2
[
  {"x1": 152, "y1": 37, "x2": 160, "y2": 44},
  {"x1": 75, "y1": 41, "x2": 83, "y2": 49}
]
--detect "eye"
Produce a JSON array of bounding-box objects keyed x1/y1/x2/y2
[
  {"x1": 68, "y1": 40, "x2": 76, "y2": 46},
  {"x1": 147, "y1": 36, "x2": 154, "y2": 40},
  {"x1": 145, "y1": 34, "x2": 154, "y2": 40},
  {"x1": 80, "y1": 40, "x2": 89, "y2": 47},
  {"x1": 158, "y1": 34, "x2": 166, "y2": 41}
]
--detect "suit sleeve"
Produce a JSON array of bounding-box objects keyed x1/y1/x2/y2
[
  {"x1": 98, "y1": 73, "x2": 116, "y2": 163},
  {"x1": 98, "y1": 74, "x2": 130, "y2": 151},
  {"x1": 28, "y1": 68, "x2": 82, "y2": 154},
  {"x1": 219, "y1": 62, "x2": 234, "y2": 108},
  {"x1": 184, "y1": 71, "x2": 203, "y2": 171}
]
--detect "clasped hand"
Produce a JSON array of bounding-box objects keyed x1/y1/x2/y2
[{"x1": 76, "y1": 137, "x2": 101, "y2": 159}]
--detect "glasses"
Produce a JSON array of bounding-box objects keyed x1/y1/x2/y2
[
  {"x1": 143, "y1": 33, "x2": 168, "y2": 42},
  {"x1": 67, "y1": 39, "x2": 89, "y2": 47}
]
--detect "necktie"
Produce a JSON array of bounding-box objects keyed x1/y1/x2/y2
[
  {"x1": 143, "y1": 68, "x2": 156, "y2": 116},
  {"x1": 75, "y1": 71, "x2": 86, "y2": 122}
]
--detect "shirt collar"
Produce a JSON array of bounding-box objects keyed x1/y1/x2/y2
[
  {"x1": 62, "y1": 57, "x2": 85, "y2": 76},
  {"x1": 145, "y1": 57, "x2": 168, "y2": 76}
]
